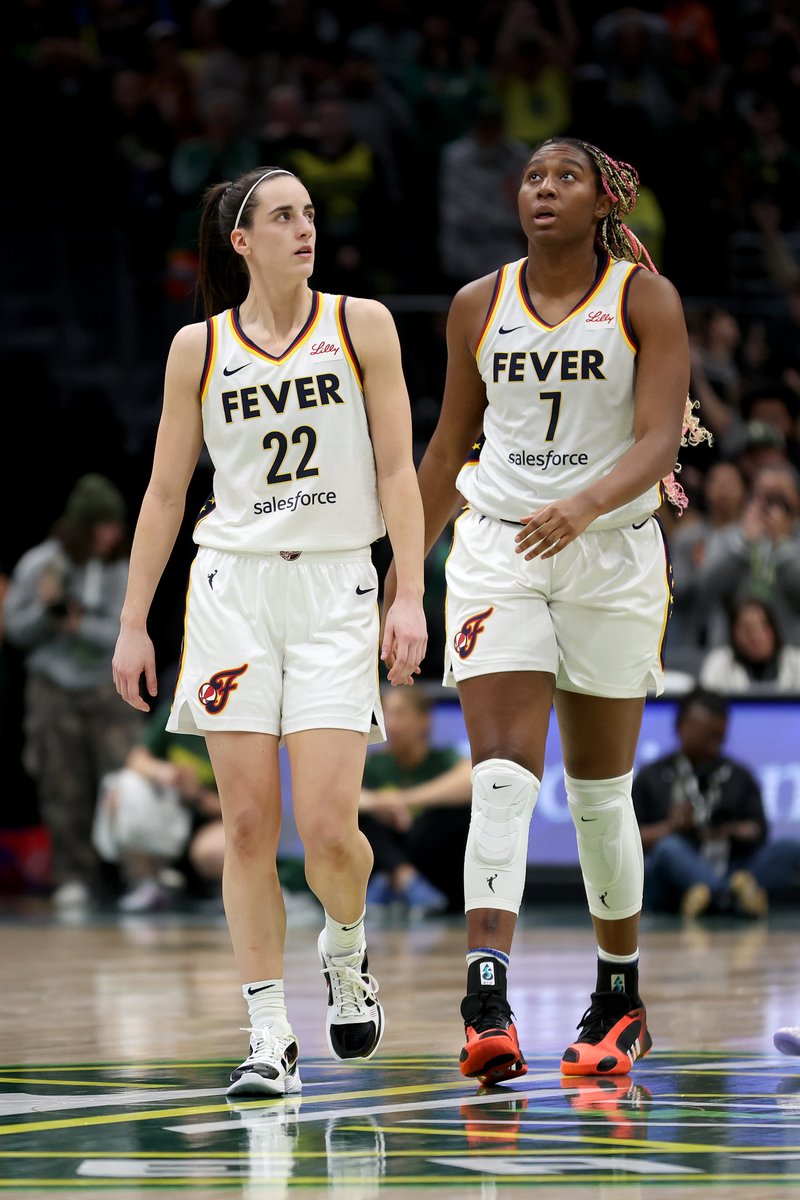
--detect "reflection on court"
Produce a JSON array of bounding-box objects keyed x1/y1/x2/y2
[{"x1": 1, "y1": 1052, "x2": 799, "y2": 1196}]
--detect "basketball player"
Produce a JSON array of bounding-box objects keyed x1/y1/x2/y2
[
  {"x1": 386, "y1": 137, "x2": 708, "y2": 1083},
  {"x1": 113, "y1": 167, "x2": 426, "y2": 1096}
]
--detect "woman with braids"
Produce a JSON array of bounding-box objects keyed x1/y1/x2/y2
[
  {"x1": 385, "y1": 137, "x2": 708, "y2": 1084},
  {"x1": 112, "y1": 167, "x2": 426, "y2": 1094}
]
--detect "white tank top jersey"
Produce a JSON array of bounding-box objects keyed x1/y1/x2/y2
[
  {"x1": 194, "y1": 292, "x2": 385, "y2": 553},
  {"x1": 456, "y1": 253, "x2": 663, "y2": 531}
]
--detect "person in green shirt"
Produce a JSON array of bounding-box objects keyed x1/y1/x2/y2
[
  {"x1": 93, "y1": 699, "x2": 224, "y2": 911},
  {"x1": 360, "y1": 687, "x2": 472, "y2": 913}
]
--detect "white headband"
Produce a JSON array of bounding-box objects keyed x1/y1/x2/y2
[{"x1": 234, "y1": 170, "x2": 294, "y2": 229}]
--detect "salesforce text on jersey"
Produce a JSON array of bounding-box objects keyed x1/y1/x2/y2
[
  {"x1": 254, "y1": 490, "x2": 337, "y2": 515},
  {"x1": 508, "y1": 449, "x2": 589, "y2": 469}
]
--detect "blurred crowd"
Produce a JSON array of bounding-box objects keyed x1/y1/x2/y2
[{"x1": 2, "y1": 0, "x2": 800, "y2": 900}]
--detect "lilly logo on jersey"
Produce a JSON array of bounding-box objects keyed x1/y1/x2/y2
[
  {"x1": 585, "y1": 308, "x2": 616, "y2": 328},
  {"x1": 309, "y1": 341, "x2": 340, "y2": 357},
  {"x1": 198, "y1": 664, "x2": 249, "y2": 715},
  {"x1": 453, "y1": 607, "x2": 494, "y2": 660}
]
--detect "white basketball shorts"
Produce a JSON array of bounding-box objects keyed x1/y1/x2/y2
[
  {"x1": 443, "y1": 508, "x2": 672, "y2": 698},
  {"x1": 168, "y1": 546, "x2": 385, "y2": 742}
]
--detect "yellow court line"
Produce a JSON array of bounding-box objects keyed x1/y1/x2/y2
[
  {"x1": 353, "y1": 1123, "x2": 800, "y2": 1156},
  {"x1": 0, "y1": 1077, "x2": 168, "y2": 1089},
  {"x1": 0, "y1": 1077, "x2": 475, "y2": 1138},
  {"x1": 0, "y1": 1062, "x2": 233, "y2": 1073}
]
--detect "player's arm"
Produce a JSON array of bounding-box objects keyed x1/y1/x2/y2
[
  {"x1": 399, "y1": 757, "x2": 473, "y2": 809},
  {"x1": 113, "y1": 323, "x2": 206, "y2": 711},
  {"x1": 417, "y1": 279, "x2": 492, "y2": 554},
  {"x1": 347, "y1": 297, "x2": 427, "y2": 685},
  {"x1": 516, "y1": 270, "x2": 690, "y2": 559},
  {"x1": 382, "y1": 277, "x2": 491, "y2": 623}
]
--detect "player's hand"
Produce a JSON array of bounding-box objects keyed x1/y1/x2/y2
[
  {"x1": 668, "y1": 800, "x2": 696, "y2": 833},
  {"x1": 113, "y1": 625, "x2": 157, "y2": 712},
  {"x1": 381, "y1": 593, "x2": 427, "y2": 686},
  {"x1": 514, "y1": 494, "x2": 598, "y2": 560}
]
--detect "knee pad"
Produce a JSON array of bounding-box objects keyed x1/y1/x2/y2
[
  {"x1": 566, "y1": 771, "x2": 643, "y2": 920},
  {"x1": 464, "y1": 759, "x2": 540, "y2": 915}
]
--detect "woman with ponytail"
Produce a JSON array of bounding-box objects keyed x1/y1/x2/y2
[
  {"x1": 112, "y1": 167, "x2": 426, "y2": 1095},
  {"x1": 384, "y1": 137, "x2": 710, "y2": 1086}
]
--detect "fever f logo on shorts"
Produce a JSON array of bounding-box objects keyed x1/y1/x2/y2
[
  {"x1": 198, "y1": 664, "x2": 249, "y2": 714},
  {"x1": 453, "y1": 607, "x2": 494, "y2": 660}
]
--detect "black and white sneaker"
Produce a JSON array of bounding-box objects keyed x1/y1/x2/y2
[
  {"x1": 325, "y1": 1113, "x2": 386, "y2": 1196},
  {"x1": 227, "y1": 1026, "x2": 301, "y2": 1096},
  {"x1": 318, "y1": 932, "x2": 385, "y2": 1060}
]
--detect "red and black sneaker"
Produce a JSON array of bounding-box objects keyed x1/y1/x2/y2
[
  {"x1": 560, "y1": 1075, "x2": 652, "y2": 1140},
  {"x1": 461, "y1": 1091, "x2": 529, "y2": 1146},
  {"x1": 460, "y1": 990, "x2": 527, "y2": 1085},
  {"x1": 561, "y1": 990, "x2": 652, "y2": 1076}
]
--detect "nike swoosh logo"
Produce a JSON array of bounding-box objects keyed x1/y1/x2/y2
[
  {"x1": 632, "y1": 518, "x2": 651, "y2": 530},
  {"x1": 580, "y1": 816, "x2": 598, "y2": 822},
  {"x1": 223, "y1": 363, "x2": 249, "y2": 376},
  {"x1": 498, "y1": 325, "x2": 524, "y2": 335},
  {"x1": 356, "y1": 586, "x2": 376, "y2": 595},
  {"x1": 246, "y1": 984, "x2": 276, "y2": 995},
  {"x1": 492, "y1": 783, "x2": 511, "y2": 789},
  {"x1": 341, "y1": 923, "x2": 362, "y2": 931}
]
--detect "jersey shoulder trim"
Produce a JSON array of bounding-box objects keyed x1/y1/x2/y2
[
  {"x1": 475, "y1": 265, "x2": 509, "y2": 360},
  {"x1": 335, "y1": 295, "x2": 364, "y2": 389},
  {"x1": 200, "y1": 316, "x2": 219, "y2": 404},
  {"x1": 618, "y1": 262, "x2": 645, "y2": 354}
]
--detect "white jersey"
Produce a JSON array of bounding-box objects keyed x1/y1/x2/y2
[
  {"x1": 457, "y1": 253, "x2": 661, "y2": 530},
  {"x1": 194, "y1": 292, "x2": 385, "y2": 553}
]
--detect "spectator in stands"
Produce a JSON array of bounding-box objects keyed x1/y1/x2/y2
[
  {"x1": 660, "y1": 465, "x2": 707, "y2": 654},
  {"x1": 691, "y1": 306, "x2": 743, "y2": 408},
  {"x1": 700, "y1": 596, "x2": 800, "y2": 693},
  {"x1": 590, "y1": 7, "x2": 676, "y2": 133},
  {"x1": 4, "y1": 476, "x2": 142, "y2": 911},
  {"x1": 143, "y1": 19, "x2": 196, "y2": 143},
  {"x1": 732, "y1": 382, "x2": 800, "y2": 472},
  {"x1": 340, "y1": 47, "x2": 411, "y2": 209},
  {"x1": 257, "y1": 83, "x2": 313, "y2": 169},
  {"x1": 288, "y1": 93, "x2": 387, "y2": 292},
  {"x1": 347, "y1": 0, "x2": 420, "y2": 90},
  {"x1": 170, "y1": 90, "x2": 260, "y2": 252},
  {"x1": 491, "y1": 0, "x2": 576, "y2": 146},
  {"x1": 438, "y1": 99, "x2": 528, "y2": 285},
  {"x1": 634, "y1": 687, "x2": 800, "y2": 917},
  {"x1": 704, "y1": 460, "x2": 748, "y2": 542},
  {"x1": 698, "y1": 463, "x2": 800, "y2": 647},
  {"x1": 735, "y1": 418, "x2": 790, "y2": 484},
  {"x1": 360, "y1": 687, "x2": 472, "y2": 914},
  {"x1": 400, "y1": 14, "x2": 488, "y2": 153},
  {"x1": 93, "y1": 698, "x2": 224, "y2": 913}
]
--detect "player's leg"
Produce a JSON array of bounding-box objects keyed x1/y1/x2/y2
[
  {"x1": 205, "y1": 730, "x2": 299, "y2": 1097},
  {"x1": 456, "y1": 670, "x2": 554, "y2": 1084},
  {"x1": 289, "y1": 728, "x2": 385, "y2": 1061},
  {"x1": 554, "y1": 690, "x2": 652, "y2": 1076}
]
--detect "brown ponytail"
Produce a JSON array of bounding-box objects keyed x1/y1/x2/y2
[{"x1": 195, "y1": 167, "x2": 294, "y2": 319}]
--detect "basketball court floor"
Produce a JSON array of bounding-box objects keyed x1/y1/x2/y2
[{"x1": 1, "y1": 900, "x2": 798, "y2": 1198}]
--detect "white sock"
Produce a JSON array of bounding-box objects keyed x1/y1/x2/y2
[
  {"x1": 597, "y1": 947, "x2": 639, "y2": 964},
  {"x1": 242, "y1": 979, "x2": 289, "y2": 1033},
  {"x1": 322, "y1": 908, "x2": 365, "y2": 957}
]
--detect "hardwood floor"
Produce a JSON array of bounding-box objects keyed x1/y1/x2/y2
[{"x1": 0, "y1": 899, "x2": 798, "y2": 1198}]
